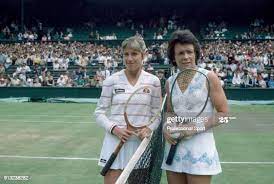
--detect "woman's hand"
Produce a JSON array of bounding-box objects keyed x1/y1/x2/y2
[
  {"x1": 163, "y1": 123, "x2": 179, "y2": 145},
  {"x1": 136, "y1": 127, "x2": 152, "y2": 140},
  {"x1": 112, "y1": 127, "x2": 134, "y2": 143}
]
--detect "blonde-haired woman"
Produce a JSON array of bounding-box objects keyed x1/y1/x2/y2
[{"x1": 95, "y1": 36, "x2": 162, "y2": 184}]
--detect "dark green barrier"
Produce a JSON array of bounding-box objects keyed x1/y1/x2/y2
[
  {"x1": 0, "y1": 87, "x2": 102, "y2": 98},
  {"x1": 0, "y1": 87, "x2": 274, "y2": 100},
  {"x1": 224, "y1": 88, "x2": 274, "y2": 100}
]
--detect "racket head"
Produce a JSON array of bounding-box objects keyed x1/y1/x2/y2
[
  {"x1": 170, "y1": 67, "x2": 210, "y2": 119},
  {"x1": 123, "y1": 85, "x2": 159, "y2": 129}
]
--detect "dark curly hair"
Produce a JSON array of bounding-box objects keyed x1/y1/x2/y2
[{"x1": 167, "y1": 30, "x2": 201, "y2": 66}]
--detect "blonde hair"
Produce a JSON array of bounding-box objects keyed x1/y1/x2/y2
[{"x1": 121, "y1": 36, "x2": 147, "y2": 53}]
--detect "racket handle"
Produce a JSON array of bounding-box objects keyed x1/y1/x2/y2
[
  {"x1": 165, "y1": 144, "x2": 178, "y2": 165},
  {"x1": 100, "y1": 153, "x2": 117, "y2": 176}
]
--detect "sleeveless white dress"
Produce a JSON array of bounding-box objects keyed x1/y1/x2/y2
[{"x1": 161, "y1": 68, "x2": 222, "y2": 175}]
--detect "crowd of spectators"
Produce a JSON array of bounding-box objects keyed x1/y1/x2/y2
[
  {"x1": 1, "y1": 12, "x2": 184, "y2": 41},
  {"x1": 1, "y1": 15, "x2": 274, "y2": 88},
  {"x1": 199, "y1": 40, "x2": 274, "y2": 88},
  {"x1": 0, "y1": 38, "x2": 273, "y2": 88},
  {"x1": 203, "y1": 19, "x2": 274, "y2": 40}
]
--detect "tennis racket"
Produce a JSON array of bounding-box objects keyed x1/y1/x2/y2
[
  {"x1": 115, "y1": 94, "x2": 167, "y2": 184},
  {"x1": 165, "y1": 67, "x2": 210, "y2": 165},
  {"x1": 100, "y1": 85, "x2": 161, "y2": 176}
]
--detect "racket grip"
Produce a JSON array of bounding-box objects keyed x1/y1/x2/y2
[
  {"x1": 165, "y1": 144, "x2": 178, "y2": 165},
  {"x1": 100, "y1": 153, "x2": 117, "y2": 176}
]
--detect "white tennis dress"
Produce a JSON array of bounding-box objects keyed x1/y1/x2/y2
[
  {"x1": 161, "y1": 67, "x2": 222, "y2": 175},
  {"x1": 94, "y1": 69, "x2": 161, "y2": 169}
]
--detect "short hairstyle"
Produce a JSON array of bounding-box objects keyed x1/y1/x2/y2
[
  {"x1": 167, "y1": 30, "x2": 201, "y2": 66},
  {"x1": 121, "y1": 36, "x2": 147, "y2": 53}
]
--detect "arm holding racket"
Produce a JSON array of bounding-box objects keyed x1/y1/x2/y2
[
  {"x1": 94, "y1": 78, "x2": 118, "y2": 133},
  {"x1": 101, "y1": 85, "x2": 163, "y2": 176},
  {"x1": 198, "y1": 71, "x2": 229, "y2": 130}
]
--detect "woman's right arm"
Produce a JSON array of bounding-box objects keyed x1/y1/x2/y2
[
  {"x1": 94, "y1": 77, "x2": 133, "y2": 142},
  {"x1": 94, "y1": 78, "x2": 117, "y2": 133}
]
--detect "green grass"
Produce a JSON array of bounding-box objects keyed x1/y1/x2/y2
[{"x1": 0, "y1": 102, "x2": 273, "y2": 184}]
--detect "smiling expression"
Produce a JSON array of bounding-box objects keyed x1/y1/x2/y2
[{"x1": 123, "y1": 47, "x2": 144, "y2": 73}]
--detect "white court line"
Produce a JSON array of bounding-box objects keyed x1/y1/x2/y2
[
  {"x1": 256, "y1": 124, "x2": 274, "y2": 126},
  {"x1": 221, "y1": 161, "x2": 274, "y2": 164},
  {"x1": 0, "y1": 120, "x2": 96, "y2": 124},
  {"x1": 0, "y1": 155, "x2": 274, "y2": 164}
]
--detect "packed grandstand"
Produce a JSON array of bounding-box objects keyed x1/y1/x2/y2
[{"x1": 0, "y1": 6, "x2": 273, "y2": 88}]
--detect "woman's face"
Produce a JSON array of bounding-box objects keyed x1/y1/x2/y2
[
  {"x1": 123, "y1": 47, "x2": 144, "y2": 73},
  {"x1": 174, "y1": 43, "x2": 196, "y2": 70}
]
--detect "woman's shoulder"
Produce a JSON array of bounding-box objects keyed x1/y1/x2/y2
[
  {"x1": 142, "y1": 70, "x2": 160, "y2": 84},
  {"x1": 103, "y1": 70, "x2": 124, "y2": 86},
  {"x1": 198, "y1": 67, "x2": 211, "y2": 75}
]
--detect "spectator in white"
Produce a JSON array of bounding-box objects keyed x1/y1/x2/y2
[
  {"x1": 57, "y1": 75, "x2": 67, "y2": 87},
  {"x1": 156, "y1": 33, "x2": 163, "y2": 40},
  {"x1": 198, "y1": 60, "x2": 207, "y2": 68},
  {"x1": 97, "y1": 53, "x2": 107, "y2": 65},
  {"x1": 23, "y1": 31, "x2": 29, "y2": 40},
  {"x1": 53, "y1": 59, "x2": 60, "y2": 71},
  {"x1": 153, "y1": 32, "x2": 157, "y2": 39},
  {"x1": 229, "y1": 61, "x2": 238, "y2": 72},
  {"x1": 241, "y1": 70, "x2": 252, "y2": 87},
  {"x1": 104, "y1": 59, "x2": 112, "y2": 69},
  {"x1": 263, "y1": 53, "x2": 269, "y2": 66},
  {"x1": 58, "y1": 55, "x2": 68, "y2": 70},
  {"x1": 21, "y1": 62, "x2": 31, "y2": 74},
  {"x1": 26, "y1": 78, "x2": 33, "y2": 87},
  {"x1": 4, "y1": 55, "x2": 12, "y2": 69},
  {"x1": 65, "y1": 75, "x2": 74, "y2": 87},
  {"x1": 135, "y1": 31, "x2": 142, "y2": 38},
  {"x1": 232, "y1": 70, "x2": 242, "y2": 86},
  {"x1": 10, "y1": 76, "x2": 21, "y2": 86},
  {"x1": 101, "y1": 67, "x2": 111, "y2": 80},
  {"x1": 260, "y1": 70, "x2": 269, "y2": 81},
  {"x1": 64, "y1": 32, "x2": 73, "y2": 40},
  {"x1": 41, "y1": 35, "x2": 47, "y2": 42},
  {"x1": 76, "y1": 55, "x2": 88, "y2": 68},
  {"x1": 17, "y1": 32, "x2": 23, "y2": 41},
  {"x1": 257, "y1": 73, "x2": 267, "y2": 88},
  {"x1": 0, "y1": 75, "x2": 6, "y2": 87},
  {"x1": 218, "y1": 68, "x2": 227, "y2": 79},
  {"x1": 163, "y1": 27, "x2": 168, "y2": 37},
  {"x1": 107, "y1": 33, "x2": 117, "y2": 40},
  {"x1": 33, "y1": 77, "x2": 41, "y2": 87},
  {"x1": 0, "y1": 63, "x2": 5, "y2": 75},
  {"x1": 249, "y1": 63, "x2": 258, "y2": 75},
  {"x1": 13, "y1": 63, "x2": 31, "y2": 81},
  {"x1": 47, "y1": 32, "x2": 51, "y2": 41},
  {"x1": 2, "y1": 26, "x2": 11, "y2": 39},
  {"x1": 28, "y1": 32, "x2": 35, "y2": 41},
  {"x1": 168, "y1": 19, "x2": 174, "y2": 29}
]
